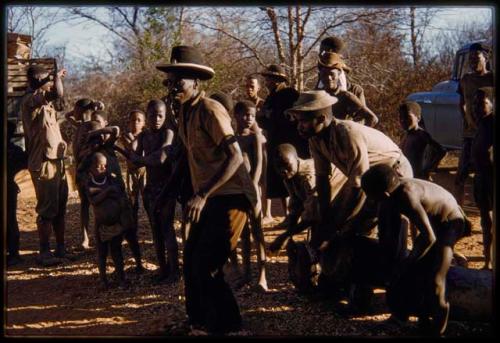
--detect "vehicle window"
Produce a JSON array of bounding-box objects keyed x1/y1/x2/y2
[{"x1": 459, "y1": 52, "x2": 470, "y2": 79}]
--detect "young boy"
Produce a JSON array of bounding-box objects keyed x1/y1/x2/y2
[
  {"x1": 85, "y1": 152, "x2": 131, "y2": 290},
  {"x1": 399, "y1": 102, "x2": 446, "y2": 180},
  {"x1": 7, "y1": 121, "x2": 28, "y2": 266},
  {"x1": 120, "y1": 110, "x2": 147, "y2": 229},
  {"x1": 65, "y1": 98, "x2": 103, "y2": 249},
  {"x1": 79, "y1": 118, "x2": 144, "y2": 273},
  {"x1": 361, "y1": 164, "x2": 471, "y2": 335},
  {"x1": 269, "y1": 143, "x2": 320, "y2": 253},
  {"x1": 128, "y1": 99, "x2": 179, "y2": 283},
  {"x1": 232, "y1": 100, "x2": 268, "y2": 291},
  {"x1": 471, "y1": 87, "x2": 494, "y2": 269}
]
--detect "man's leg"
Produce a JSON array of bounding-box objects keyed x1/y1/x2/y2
[
  {"x1": 454, "y1": 138, "x2": 473, "y2": 206},
  {"x1": 250, "y1": 213, "x2": 268, "y2": 291},
  {"x1": 7, "y1": 187, "x2": 22, "y2": 264},
  {"x1": 431, "y1": 245, "x2": 453, "y2": 335},
  {"x1": 110, "y1": 235, "x2": 126, "y2": 286},
  {"x1": 194, "y1": 196, "x2": 248, "y2": 333},
  {"x1": 183, "y1": 215, "x2": 204, "y2": 326},
  {"x1": 144, "y1": 189, "x2": 169, "y2": 280},
  {"x1": 53, "y1": 171, "x2": 69, "y2": 258},
  {"x1": 78, "y1": 182, "x2": 91, "y2": 249},
  {"x1": 161, "y1": 198, "x2": 180, "y2": 281}
]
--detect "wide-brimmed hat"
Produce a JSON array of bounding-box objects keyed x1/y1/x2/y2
[
  {"x1": 285, "y1": 90, "x2": 338, "y2": 117},
  {"x1": 318, "y1": 52, "x2": 352, "y2": 73},
  {"x1": 156, "y1": 45, "x2": 215, "y2": 80},
  {"x1": 260, "y1": 64, "x2": 288, "y2": 82},
  {"x1": 27, "y1": 64, "x2": 52, "y2": 88}
]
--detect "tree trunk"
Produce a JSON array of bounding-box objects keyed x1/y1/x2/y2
[
  {"x1": 288, "y1": 7, "x2": 296, "y2": 89},
  {"x1": 409, "y1": 6, "x2": 419, "y2": 68},
  {"x1": 266, "y1": 7, "x2": 286, "y2": 64},
  {"x1": 296, "y1": 6, "x2": 304, "y2": 91}
]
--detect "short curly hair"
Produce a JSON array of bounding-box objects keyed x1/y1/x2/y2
[
  {"x1": 399, "y1": 101, "x2": 422, "y2": 120},
  {"x1": 361, "y1": 164, "x2": 400, "y2": 197}
]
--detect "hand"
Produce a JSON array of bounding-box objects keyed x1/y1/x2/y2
[
  {"x1": 57, "y1": 68, "x2": 67, "y2": 79},
  {"x1": 186, "y1": 193, "x2": 207, "y2": 223},
  {"x1": 318, "y1": 240, "x2": 330, "y2": 252}
]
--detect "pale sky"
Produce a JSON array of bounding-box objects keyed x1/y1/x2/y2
[{"x1": 14, "y1": 6, "x2": 495, "y2": 66}]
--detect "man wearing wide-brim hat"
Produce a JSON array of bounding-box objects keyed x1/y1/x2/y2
[
  {"x1": 316, "y1": 52, "x2": 378, "y2": 127},
  {"x1": 285, "y1": 90, "x2": 412, "y2": 259},
  {"x1": 21, "y1": 64, "x2": 70, "y2": 267},
  {"x1": 157, "y1": 45, "x2": 257, "y2": 334},
  {"x1": 258, "y1": 64, "x2": 310, "y2": 220},
  {"x1": 317, "y1": 36, "x2": 365, "y2": 102}
]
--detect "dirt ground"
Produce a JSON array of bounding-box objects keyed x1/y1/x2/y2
[{"x1": 5, "y1": 153, "x2": 493, "y2": 337}]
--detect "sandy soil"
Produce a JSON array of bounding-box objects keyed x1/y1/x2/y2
[{"x1": 5, "y1": 155, "x2": 493, "y2": 337}]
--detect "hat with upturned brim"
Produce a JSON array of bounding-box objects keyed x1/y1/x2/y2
[
  {"x1": 318, "y1": 52, "x2": 352, "y2": 73},
  {"x1": 156, "y1": 45, "x2": 215, "y2": 80},
  {"x1": 260, "y1": 64, "x2": 288, "y2": 82},
  {"x1": 285, "y1": 90, "x2": 338, "y2": 117}
]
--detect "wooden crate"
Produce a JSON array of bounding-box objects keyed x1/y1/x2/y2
[
  {"x1": 7, "y1": 33, "x2": 32, "y2": 59},
  {"x1": 7, "y1": 58, "x2": 56, "y2": 95}
]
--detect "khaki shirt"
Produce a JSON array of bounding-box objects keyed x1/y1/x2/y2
[
  {"x1": 458, "y1": 71, "x2": 494, "y2": 138},
  {"x1": 310, "y1": 119, "x2": 402, "y2": 188},
  {"x1": 178, "y1": 91, "x2": 257, "y2": 208},
  {"x1": 21, "y1": 89, "x2": 67, "y2": 172}
]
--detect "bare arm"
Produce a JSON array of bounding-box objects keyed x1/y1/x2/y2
[
  {"x1": 136, "y1": 128, "x2": 174, "y2": 167},
  {"x1": 402, "y1": 191, "x2": 437, "y2": 263},
  {"x1": 64, "y1": 111, "x2": 81, "y2": 127},
  {"x1": 45, "y1": 68, "x2": 66, "y2": 102},
  {"x1": 186, "y1": 137, "x2": 244, "y2": 223},
  {"x1": 252, "y1": 133, "x2": 264, "y2": 186}
]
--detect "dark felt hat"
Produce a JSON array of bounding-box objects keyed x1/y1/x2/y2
[
  {"x1": 320, "y1": 36, "x2": 345, "y2": 54},
  {"x1": 285, "y1": 90, "x2": 338, "y2": 117},
  {"x1": 318, "y1": 52, "x2": 351, "y2": 73},
  {"x1": 27, "y1": 64, "x2": 49, "y2": 78},
  {"x1": 210, "y1": 91, "x2": 234, "y2": 113},
  {"x1": 260, "y1": 64, "x2": 288, "y2": 82},
  {"x1": 156, "y1": 45, "x2": 215, "y2": 80}
]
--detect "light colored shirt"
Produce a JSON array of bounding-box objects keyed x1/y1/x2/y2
[
  {"x1": 21, "y1": 89, "x2": 67, "y2": 172},
  {"x1": 178, "y1": 91, "x2": 257, "y2": 207},
  {"x1": 310, "y1": 118, "x2": 403, "y2": 188}
]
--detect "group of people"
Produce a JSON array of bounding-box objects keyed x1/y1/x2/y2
[{"x1": 6, "y1": 36, "x2": 493, "y2": 336}]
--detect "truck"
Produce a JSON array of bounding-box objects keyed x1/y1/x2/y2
[{"x1": 406, "y1": 41, "x2": 492, "y2": 151}]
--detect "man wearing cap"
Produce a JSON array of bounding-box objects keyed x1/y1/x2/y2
[
  {"x1": 259, "y1": 64, "x2": 310, "y2": 219},
  {"x1": 157, "y1": 45, "x2": 257, "y2": 333},
  {"x1": 317, "y1": 51, "x2": 378, "y2": 127},
  {"x1": 455, "y1": 42, "x2": 494, "y2": 206},
  {"x1": 287, "y1": 90, "x2": 412, "y2": 254},
  {"x1": 21, "y1": 64, "x2": 69, "y2": 266}
]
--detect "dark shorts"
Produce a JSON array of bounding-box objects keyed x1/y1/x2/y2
[{"x1": 30, "y1": 159, "x2": 68, "y2": 220}]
